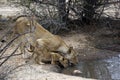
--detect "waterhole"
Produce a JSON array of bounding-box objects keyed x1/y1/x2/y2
[{"x1": 61, "y1": 54, "x2": 120, "y2": 80}]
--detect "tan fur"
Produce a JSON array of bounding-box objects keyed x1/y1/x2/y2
[
  {"x1": 12, "y1": 16, "x2": 78, "y2": 65},
  {"x1": 32, "y1": 44, "x2": 69, "y2": 68}
]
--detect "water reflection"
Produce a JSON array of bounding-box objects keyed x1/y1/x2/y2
[
  {"x1": 105, "y1": 54, "x2": 120, "y2": 80},
  {"x1": 62, "y1": 55, "x2": 120, "y2": 80}
]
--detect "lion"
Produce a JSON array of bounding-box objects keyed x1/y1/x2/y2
[
  {"x1": 12, "y1": 16, "x2": 78, "y2": 65},
  {"x1": 30, "y1": 43, "x2": 69, "y2": 68}
]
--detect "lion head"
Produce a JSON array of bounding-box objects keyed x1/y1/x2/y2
[
  {"x1": 14, "y1": 17, "x2": 36, "y2": 35},
  {"x1": 65, "y1": 47, "x2": 79, "y2": 66}
]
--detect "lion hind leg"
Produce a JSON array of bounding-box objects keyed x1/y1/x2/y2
[{"x1": 20, "y1": 42, "x2": 31, "y2": 59}]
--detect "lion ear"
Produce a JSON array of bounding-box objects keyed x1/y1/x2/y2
[{"x1": 68, "y1": 46, "x2": 73, "y2": 53}]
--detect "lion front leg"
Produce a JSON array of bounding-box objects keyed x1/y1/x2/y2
[
  {"x1": 20, "y1": 41, "x2": 30, "y2": 59},
  {"x1": 35, "y1": 56, "x2": 45, "y2": 65},
  {"x1": 32, "y1": 46, "x2": 45, "y2": 65},
  {"x1": 50, "y1": 52, "x2": 56, "y2": 65},
  {"x1": 20, "y1": 42, "x2": 26, "y2": 58},
  {"x1": 33, "y1": 52, "x2": 44, "y2": 65}
]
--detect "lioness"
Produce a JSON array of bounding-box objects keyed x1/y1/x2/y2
[
  {"x1": 12, "y1": 16, "x2": 78, "y2": 65},
  {"x1": 31, "y1": 43, "x2": 69, "y2": 68}
]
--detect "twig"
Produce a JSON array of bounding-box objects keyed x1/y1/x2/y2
[
  {"x1": 97, "y1": 0, "x2": 106, "y2": 19},
  {"x1": 0, "y1": 32, "x2": 32, "y2": 57},
  {"x1": 0, "y1": 53, "x2": 23, "y2": 60},
  {"x1": 0, "y1": 43, "x2": 21, "y2": 67},
  {"x1": 6, "y1": 64, "x2": 26, "y2": 76},
  {"x1": 100, "y1": 1, "x2": 120, "y2": 6},
  {"x1": 0, "y1": 25, "x2": 13, "y2": 42},
  {"x1": 0, "y1": 35, "x2": 20, "y2": 57},
  {"x1": 36, "y1": 1, "x2": 58, "y2": 7}
]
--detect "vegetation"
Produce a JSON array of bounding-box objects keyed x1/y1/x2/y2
[
  {"x1": 0, "y1": 0, "x2": 120, "y2": 80},
  {"x1": 0, "y1": 0, "x2": 119, "y2": 68},
  {"x1": 16, "y1": 0, "x2": 120, "y2": 33}
]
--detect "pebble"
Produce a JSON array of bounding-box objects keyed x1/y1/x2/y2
[{"x1": 73, "y1": 70, "x2": 82, "y2": 75}]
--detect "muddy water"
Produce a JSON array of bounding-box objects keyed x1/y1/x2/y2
[{"x1": 62, "y1": 54, "x2": 120, "y2": 80}]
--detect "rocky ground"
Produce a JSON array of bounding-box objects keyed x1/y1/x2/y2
[
  {"x1": 0, "y1": 28, "x2": 97, "y2": 80},
  {"x1": 0, "y1": 2, "x2": 120, "y2": 80},
  {"x1": 0, "y1": 25, "x2": 120, "y2": 80},
  {"x1": 1, "y1": 64, "x2": 96, "y2": 80},
  {"x1": 0, "y1": 3, "x2": 96, "y2": 80}
]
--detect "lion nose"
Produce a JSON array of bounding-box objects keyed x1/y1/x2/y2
[{"x1": 69, "y1": 60, "x2": 78, "y2": 66}]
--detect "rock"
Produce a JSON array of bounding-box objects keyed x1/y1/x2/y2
[
  {"x1": 4, "y1": 64, "x2": 96, "y2": 80},
  {"x1": 41, "y1": 64, "x2": 61, "y2": 73},
  {"x1": 73, "y1": 70, "x2": 82, "y2": 75}
]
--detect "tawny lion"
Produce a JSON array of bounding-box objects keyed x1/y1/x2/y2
[
  {"x1": 12, "y1": 16, "x2": 78, "y2": 65},
  {"x1": 31, "y1": 42, "x2": 69, "y2": 68}
]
